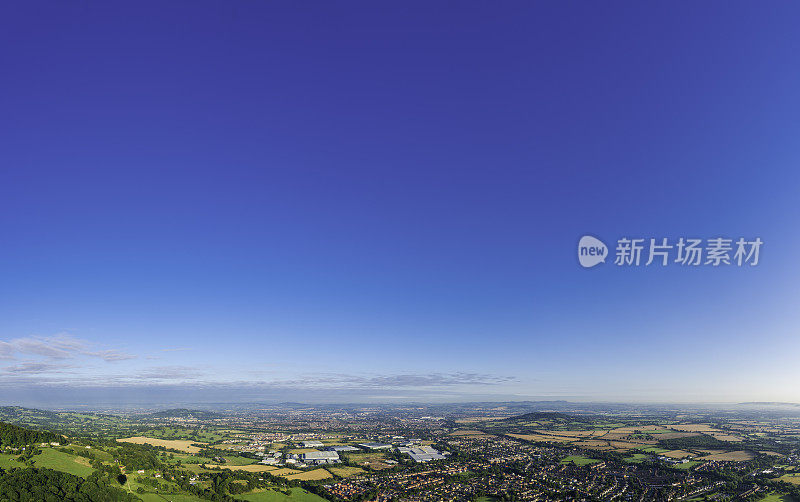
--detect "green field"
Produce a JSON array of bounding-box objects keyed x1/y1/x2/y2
[
  {"x1": 623, "y1": 453, "x2": 651, "y2": 463},
  {"x1": 31, "y1": 448, "x2": 94, "y2": 477},
  {"x1": 0, "y1": 453, "x2": 22, "y2": 469},
  {"x1": 235, "y1": 488, "x2": 328, "y2": 501},
  {"x1": 328, "y1": 465, "x2": 365, "y2": 477},
  {"x1": 64, "y1": 444, "x2": 114, "y2": 461},
  {"x1": 123, "y1": 474, "x2": 197, "y2": 501},
  {"x1": 758, "y1": 493, "x2": 797, "y2": 502},
  {"x1": 560, "y1": 455, "x2": 600, "y2": 466},
  {"x1": 161, "y1": 452, "x2": 214, "y2": 464},
  {"x1": 135, "y1": 494, "x2": 205, "y2": 502},
  {"x1": 0, "y1": 449, "x2": 94, "y2": 477},
  {"x1": 670, "y1": 461, "x2": 700, "y2": 470}
]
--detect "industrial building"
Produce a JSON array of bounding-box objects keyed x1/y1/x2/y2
[
  {"x1": 300, "y1": 450, "x2": 341, "y2": 465},
  {"x1": 358, "y1": 442, "x2": 392, "y2": 450},
  {"x1": 326, "y1": 445, "x2": 360, "y2": 452},
  {"x1": 298, "y1": 440, "x2": 324, "y2": 448},
  {"x1": 396, "y1": 445, "x2": 448, "y2": 462}
]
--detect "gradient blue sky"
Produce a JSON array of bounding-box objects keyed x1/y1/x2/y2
[{"x1": 2, "y1": 1, "x2": 800, "y2": 406}]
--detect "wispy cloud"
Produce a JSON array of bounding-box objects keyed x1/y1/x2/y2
[
  {"x1": 0, "y1": 379, "x2": 527, "y2": 407},
  {"x1": 11, "y1": 337, "x2": 73, "y2": 359},
  {"x1": 135, "y1": 366, "x2": 205, "y2": 381},
  {"x1": 84, "y1": 350, "x2": 137, "y2": 362},
  {"x1": 3, "y1": 360, "x2": 75, "y2": 374},
  {"x1": 263, "y1": 372, "x2": 517, "y2": 389},
  {"x1": 355, "y1": 372, "x2": 516, "y2": 387},
  {"x1": 0, "y1": 342, "x2": 14, "y2": 360},
  {"x1": 0, "y1": 334, "x2": 136, "y2": 362},
  {"x1": 0, "y1": 366, "x2": 514, "y2": 391}
]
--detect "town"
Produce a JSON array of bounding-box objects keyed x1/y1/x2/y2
[{"x1": 1, "y1": 402, "x2": 799, "y2": 501}]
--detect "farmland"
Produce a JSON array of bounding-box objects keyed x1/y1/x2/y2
[
  {"x1": 697, "y1": 450, "x2": 755, "y2": 462},
  {"x1": 117, "y1": 436, "x2": 206, "y2": 453},
  {"x1": 1, "y1": 403, "x2": 800, "y2": 501},
  {"x1": 284, "y1": 469, "x2": 332, "y2": 481}
]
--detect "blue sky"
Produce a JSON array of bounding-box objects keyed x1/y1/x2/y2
[{"x1": 2, "y1": 1, "x2": 800, "y2": 406}]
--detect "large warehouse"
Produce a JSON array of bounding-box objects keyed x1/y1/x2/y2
[{"x1": 300, "y1": 451, "x2": 340, "y2": 465}]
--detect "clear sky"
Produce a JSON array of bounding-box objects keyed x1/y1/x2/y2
[{"x1": 2, "y1": 1, "x2": 800, "y2": 406}]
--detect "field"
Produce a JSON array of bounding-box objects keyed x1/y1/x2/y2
[
  {"x1": 62, "y1": 444, "x2": 113, "y2": 461},
  {"x1": 344, "y1": 451, "x2": 394, "y2": 470},
  {"x1": 135, "y1": 494, "x2": 206, "y2": 502},
  {"x1": 758, "y1": 493, "x2": 797, "y2": 501},
  {"x1": 162, "y1": 452, "x2": 214, "y2": 465},
  {"x1": 284, "y1": 469, "x2": 332, "y2": 481},
  {"x1": 214, "y1": 456, "x2": 257, "y2": 466},
  {"x1": 32, "y1": 448, "x2": 94, "y2": 477},
  {"x1": 671, "y1": 461, "x2": 700, "y2": 470},
  {"x1": 145, "y1": 426, "x2": 224, "y2": 442},
  {"x1": 117, "y1": 436, "x2": 205, "y2": 453},
  {"x1": 560, "y1": 455, "x2": 600, "y2": 466},
  {"x1": 328, "y1": 465, "x2": 365, "y2": 477},
  {"x1": 1, "y1": 449, "x2": 93, "y2": 478},
  {"x1": 454, "y1": 416, "x2": 508, "y2": 424},
  {"x1": 234, "y1": 488, "x2": 328, "y2": 502},
  {"x1": 206, "y1": 464, "x2": 288, "y2": 473},
  {"x1": 708, "y1": 433, "x2": 744, "y2": 442},
  {"x1": 669, "y1": 424, "x2": 718, "y2": 432},
  {"x1": 272, "y1": 468, "x2": 304, "y2": 476},
  {"x1": 0, "y1": 454, "x2": 22, "y2": 469},
  {"x1": 697, "y1": 451, "x2": 754, "y2": 462},
  {"x1": 508, "y1": 433, "x2": 574, "y2": 443},
  {"x1": 495, "y1": 414, "x2": 778, "y2": 452},
  {"x1": 779, "y1": 473, "x2": 800, "y2": 485}
]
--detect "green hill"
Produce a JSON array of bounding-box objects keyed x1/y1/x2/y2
[{"x1": 0, "y1": 422, "x2": 62, "y2": 448}]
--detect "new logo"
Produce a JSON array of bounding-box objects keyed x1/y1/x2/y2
[{"x1": 578, "y1": 235, "x2": 608, "y2": 268}]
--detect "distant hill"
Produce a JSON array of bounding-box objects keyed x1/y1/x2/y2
[
  {"x1": 0, "y1": 422, "x2": 62, "y2": 447},
  {"x1": 145, "y1": 408, "x2": 222, "y2": 419},
  {"x1": 502, "y1": 411, "x2": 575, "y2": 422},
  {"x1": 0, "y1": 406, "x2": 61, "y2": 422},
  {"x1": 739, "y1": 402, "x2": 800, "y2": 407}
]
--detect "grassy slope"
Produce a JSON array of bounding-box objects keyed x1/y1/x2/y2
[
  {"x1": 235, "y1": 488, "x2": 327, "y2": 502},
  {"x1": 30, "y1": 448, "x2": 94, "y2": 477}
]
